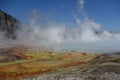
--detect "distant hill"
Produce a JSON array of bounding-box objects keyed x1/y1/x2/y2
[{"x1": 0, "y1": 10, "x2": 20, "y2": 39}]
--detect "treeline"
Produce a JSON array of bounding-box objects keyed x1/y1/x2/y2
[{"x1": 0, "y1": 10, "x2": 20, "y2": 39}]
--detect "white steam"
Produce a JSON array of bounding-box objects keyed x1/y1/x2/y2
[
  {"x1": 14, "y1": 11, "x2": 120, "y2": 53},
  {"x1": 0, "y1": 0, "x2": 120, "y2": 53},
  {"x1": 79, "y1": 0, "x2": 84, "y2": 10}
]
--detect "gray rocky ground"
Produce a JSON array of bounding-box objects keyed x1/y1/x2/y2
[{"x1": 21, "y1": 62, "x2": 120, "y2": 80}]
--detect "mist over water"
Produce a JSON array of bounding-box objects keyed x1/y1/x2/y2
[
  {"x1": 1, "y1": 0, "x2": 120, "y2": 53},
  {"x1": 15, "y1": 11, "x2": 120, "y2": 53},
  {"x1": 56, "y1": 40, "x2": 120, "y2": 53}
]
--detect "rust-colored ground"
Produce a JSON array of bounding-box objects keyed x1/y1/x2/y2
[{"x1": 0, "y1": 47, "x2": 97, "y2": 80}]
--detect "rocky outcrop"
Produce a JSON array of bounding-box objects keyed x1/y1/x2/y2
[{"x1": 0, "y1": 10, "x2": 19, "y2": 39}]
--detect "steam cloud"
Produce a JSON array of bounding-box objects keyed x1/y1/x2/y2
[
  {"x1": 0, "y1": 0, "x2": 120, "y2": 53},
  {"x1": 79, "y1": 0, "x2": 84, "y2": 10}
]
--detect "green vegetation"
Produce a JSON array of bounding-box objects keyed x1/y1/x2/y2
[{"x1": 0, "y1": 59, "x2": 33, "y2": 67}]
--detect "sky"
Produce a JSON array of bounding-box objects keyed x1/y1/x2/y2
[{"x1": 0, "y1": 0, "x2": 120, "y2": 31}]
